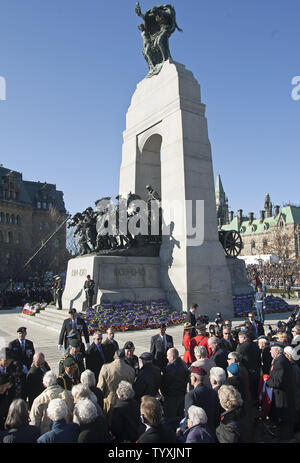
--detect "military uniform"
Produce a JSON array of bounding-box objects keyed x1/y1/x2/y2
[{"x1": 57, "y1": 371, "x2": 79, "y2": 391}]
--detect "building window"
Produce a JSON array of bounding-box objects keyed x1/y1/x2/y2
[
  {"x1": 0, "y1": 231, "x2": 3, "y2": 242},
  {"x1": 10, "y1": 214, "x2": 14, "y2": 224},
  {"x1": 16, "y1": 215, "x2": 20, "y2": 225},
  {"x1": 7, "y1": 231, "x2": 13, "y2": 244},
  {"x1": 16, "y1": 232, "x2": 22, "y2": 244},
  {"x1": 37, "y1": 202, "x2": 41, "y2": 209},
  {"x1": 5, "y1": 213, "x2": 9, "y2": 224},
  {"x1": 43, "y1": 202, "x2": 47, "y2": 209}
]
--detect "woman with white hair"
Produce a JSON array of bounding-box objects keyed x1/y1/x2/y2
[
  {"x1": 190, "y1": 346, "x2": 215, "y2": 388},
  {"x1": 209, "y1": 367, "x2": 226, "y2": 392},
  {"x1": 110, "y1": 380, "x2": 143, "y2": 443},
  {"x1": 80, "y1": 369, "x2": 104, "y2": 410},
  {"x1": 71, "y1": 383, "x2": 103, "y2": 417},
  {"x1": 73, "y1": 398, "x2": 110, "y2": 443},
  {"x1": 29, "y1": 370, "x2": 74, "y2": 434},
  {"x1": 37, "y1": 398, "x2": 79, "y2": 443},
  {"x1": 177, "y1": 406, "x2": 215, "y2": 443},
  {"x1": 1, "y1": 399, "x2": 40, "y2": 443}
]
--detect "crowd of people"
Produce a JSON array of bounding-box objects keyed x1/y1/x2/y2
[
  {"x1": 1, "y1": 300, "x2": 300, "y2": 444},
  {"x1": 246, "y1": 262, "x2": 300, "y2": 291},
  {"x1": 0, "y1": 286, "x2": 53, "y2": 309}
]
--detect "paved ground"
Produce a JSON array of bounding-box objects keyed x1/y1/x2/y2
[{"x1": 0, "y1": 301, "x2": 296, "y2": 376}]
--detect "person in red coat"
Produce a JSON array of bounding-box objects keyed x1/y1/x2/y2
[
  {"x1": 182, "y1": 323, "x2": 193, "y2": 366},
  {"x1": 190, "y1": 323, "x2": 211, "y2": 363}
]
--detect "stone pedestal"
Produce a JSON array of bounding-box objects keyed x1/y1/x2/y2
[
  {"x1": 119, "y1": 60, "x2": 234, "y2": 318},
  {"x1": 226, "y1": 257, "x2": 253, "y2": 296},
  {"x1": 62, "y1": 255, "x2": 166, "y2": 311}
]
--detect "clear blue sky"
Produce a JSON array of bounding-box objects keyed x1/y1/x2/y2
[{"x1": 0, "y1": 0, "x2": 299, "y2": 217}]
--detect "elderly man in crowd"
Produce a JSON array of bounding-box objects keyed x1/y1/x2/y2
[
  {"x1": 209, "y1": 367, "x2": 226, "y2": 392},
  {"x1": 160, "y1": 348, "x2": 190, "y2": 421},
  {"x1": 85, "y1": 331, "x2": 106, "y2": 381},
  {"x1": 184, "y1": 366, "x2": 220, "y2": 437},
  {"x1": 208, "y1": 337, "x2": 228, "y2": 371},
  {"x1": 97, "y1": 349, "x2": 135, "y2": 419},
  {"x1": 258, "y1": 335, "x2": 272, "y2": 375},
  {"x1": 37, "y1": 398, "x2": 79, "y2": 443},
  {"x1": 177, "y1": 406, "x2": 215, "y2": 443},
  {"x1": 30, "y1": 370, "x2": 73, "y2": 435},
  {"x1": 25, "y1": 352, "x2": 51, "y2": 409},
  {"x1": 265, "y1": 342, "x2": 295, "y2": 440},
  {"x1": 190, "y1": 346, "x2": 215, "y2": 388},
  {"x1": 102, "y1": 328, "x2": 119, "y2": 363}
]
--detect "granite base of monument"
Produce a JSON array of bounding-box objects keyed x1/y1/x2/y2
[
  {"x1": 226, "y1": 257, "x2": 253, "y2": 296},
  {"x1": 62, "y1": 255, "x2": 166, "y2": 311}
]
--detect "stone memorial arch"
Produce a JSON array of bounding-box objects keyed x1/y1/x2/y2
[{"x1": 119, "y1": 60, "x2": 234, "y2": 316}]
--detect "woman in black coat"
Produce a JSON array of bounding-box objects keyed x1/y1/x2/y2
[
  {"x1": 73, "y1": 398, "x2": 110, "y2": 443},
  {"x1": 1, "y1": 399, "x2": 40, "y2": 443},
  {"x1": 110, "y1": 381, "x2": 144, "y2": 442},
  {"x1": 216, "y1": 385, "x2": 246, "y2": 443}
]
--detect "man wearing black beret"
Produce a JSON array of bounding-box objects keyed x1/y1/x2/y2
[
  {"x1": 8, "y1": 327, "x2": 35, "y2": 371},
  {"x1": 123, "y1": 341, "x2": 139, "y2": 375},
  {"x1": 57, "y1": 357, "x2": 80, "y2": 391},
  {"x1": 58, "y1": 338, "x2": 85, "y2": 378}
]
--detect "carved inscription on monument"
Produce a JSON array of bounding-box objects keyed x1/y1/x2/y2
[
  {"x1": 114, "y1": 267, "x2": 145, "y2": 277},
  {"x1": 71, "y1": 269, "x2": 87, "y2": 277}
]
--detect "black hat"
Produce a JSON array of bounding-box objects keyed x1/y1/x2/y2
[
  {"x1": 140, "y1": 352, "x2": 153, "y2": 361},
  {"x1": 69, "y1": 339, "x2": 81, "y2": 348},
  {"x1": 0, "y1": 373, "x2": 11, "y2": 386},
  {"x1": 124, "y1": 341, "x2": 134, "y2": 350},
  {"x1": 63, "y1": 357, "x2": 76, "y2": 367},
  {"x1": 68, "y1": 308, "x2": 77, "y2": 314},
  {"x1": 17, "y1": 327, "x2": 27, "y2": 333}
]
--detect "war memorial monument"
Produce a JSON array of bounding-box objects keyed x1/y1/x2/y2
[{"x1": 62, "y1": 3, "x2": 251, "y2": 318}]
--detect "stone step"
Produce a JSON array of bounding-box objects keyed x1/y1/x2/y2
[
  {"x1": 17, "y1": 313, "x2": 61, "y2": 333},
  {"x1": 31, "y1": 312, "x2": 66, "y2": 327}
]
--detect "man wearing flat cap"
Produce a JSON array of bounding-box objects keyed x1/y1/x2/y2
[
  {"x1": 8, "y1": 327, "x2": 35, "y2": 371},
  {"x1": 150, "y1": 323, "x2": 174, "y2": 372},
  {"x1": 133, "y1": 352, "x2": 162, "y2": 403},
  {"x1": 58, "y1": 308, "x2": 90, "y2": 351},
  {"x1": 184, "y1": 366, "x2": 220, "y2": 437},
  {"x1": 57, "y1": 356, "x2": 80, "y2": 391}
]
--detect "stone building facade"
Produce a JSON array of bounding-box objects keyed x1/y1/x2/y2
[
  {"x1": 215, "y1": 175, "x2": 300, "y2": 260},
  {"x1": 0, "y1": 166, "x2": 68, "y2": 283}
]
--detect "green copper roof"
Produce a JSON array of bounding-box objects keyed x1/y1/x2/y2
[{"x1": 220, "y1": 205, "x2": 300, "y2": 236}]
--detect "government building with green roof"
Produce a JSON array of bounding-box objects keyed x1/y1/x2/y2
[{"x1": 215, "y1": 174, "x2": 300, "y2": 260}]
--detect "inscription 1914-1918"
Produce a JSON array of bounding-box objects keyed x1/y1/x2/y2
[
  {"x1": 114, "y1": 267, "x2": 145, "y2": 277},
  {"x1": 71, "y1": 269, "x2": 87, "y2": 277}
]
